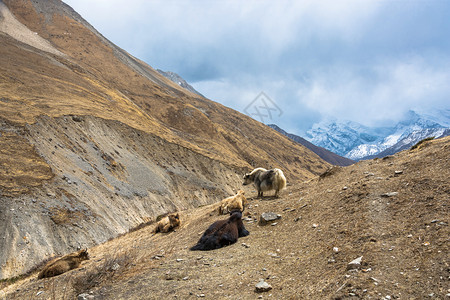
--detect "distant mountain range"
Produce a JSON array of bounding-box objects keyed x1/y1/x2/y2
[
  {"x1": 155, "y1": 68, "x2": 450, "y2": 163},
  {"x1": 157, "y1": 69, "x2": 204, "y2": 97},
  {"x1": 304, "y1": 110, "x2": 450, "y2": 160},
  {"x1": 268, "y1": 124, "x2": 355, "y2": 166}
]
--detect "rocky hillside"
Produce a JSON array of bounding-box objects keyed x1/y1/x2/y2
[
  {"x1": 2, "y1": 131, "x2": 448, "y2": 299},
  {"x1": 0, "y1": 0, "x2": 329, "y2": 280}
]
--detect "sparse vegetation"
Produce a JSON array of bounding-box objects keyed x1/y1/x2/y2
[
  {"x1": 319, "y1": 166, "x2": 341, "y2": 179},
  {"x1": 72, "y1": 251, "x2": 132, "y2": 295},
  {"x1": 410, "y1": 136, "x2": 434, "y2": 150},
  {"x1": 0, "y1": 275, "x2": 25, "y2": 289},
  {"x1": 49, "y1": 206, "x2": 84, "y2": 225},
  {"x1": 126, "y1": 218, "x2": 154, "y2": 234}
]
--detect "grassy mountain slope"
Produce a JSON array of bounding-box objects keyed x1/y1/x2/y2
[{"x1": 0, "y1": 0, "x2": 329, "y2": 279}]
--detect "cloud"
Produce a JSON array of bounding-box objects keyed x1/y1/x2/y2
[
  {"x1": 297, "y1": 54, "x2": 450, "y2": 127},
  {"x1": 64, "y1": 0, "x2": 450, "y2": 134}
]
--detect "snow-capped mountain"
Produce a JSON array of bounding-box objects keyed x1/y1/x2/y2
[
  {"x1": 306, "y1": 110, "x2": 450, "y2": 161},
  {"x1": 362, "y1": 127, "x2": 450, "y2": 160},
  {"x1": 305, "y1": 119, "x2": 393, "y2": 158},
  {"x1": 268, "y1": 124, "x2": 355, "y2": 166}
]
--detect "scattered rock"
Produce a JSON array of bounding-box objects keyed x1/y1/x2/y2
[
  {"x1": 268, "y1": 253, "x2": 280, "y2": 258},
  {"x1": 36, "y1": 291, "x2": 44, "y2": 296},
  {"x1": 294, "y1": 217, "x2": 301, "y2": 222},
  {"x1": 299, "y1": 204, "x2": 308, "y2": 209},
  {"x1": 333, "y1": 247, "x2": 339, "y2": 253},
  {"x1": 381, "y1": 192, "x2": 398, "y2": 197},
  {"x1": 255, "y1": 280, "x2": 272, "y2": 293},
  {"x1": 72, "y1": 116, "x2": 83, "y2": 122},
  {"x1": 259, "y1": 212, "x2": 281, "y2": 225},
  {"x1": 242, "y1": 243, "x2": 250, "y2": 248},
  {"x1": 394, "y1": 170, "x2": 403, "y2": 175},
  {"x1": 347, "y1": 256, "x2": 363, "y2": 270},
  {"x1": 176, "y1": 258, "x2": 184, "y2": 262},
  {"x1": 78, "y1": 294, "x2": 94, "y2": 300}
]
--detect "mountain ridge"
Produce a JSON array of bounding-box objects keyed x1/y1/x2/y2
[{"x1": 157, "y1": 69, "x2": 204, "y2": 97}]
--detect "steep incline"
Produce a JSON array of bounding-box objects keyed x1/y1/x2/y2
[{"x1": 0, "y1": 0, "x2": 329, "y2": 279}]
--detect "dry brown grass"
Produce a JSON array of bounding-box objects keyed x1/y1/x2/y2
[
  {"x1": 72, "y1": 250, "x2": 133, "y2": 296},
  {"x1": 49, "y1": 206, "x2": 84, "y2": 225}
]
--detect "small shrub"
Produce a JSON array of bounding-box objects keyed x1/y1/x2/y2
[
  {"x1": 0, "y1": 275, "x2": 25, "y2": 289},
  {"x1": 319, "y1": 166, "x2": 341, "y2": 180},
  {"x1": 410, "y1": 137, "x2": 434, "y2": 150},
  {"x1": 72, "y1": 251, "x2": 132, "y2": 295},
  {"x1": 49, "y1": 206, "x2": 84, "y2": 225}
]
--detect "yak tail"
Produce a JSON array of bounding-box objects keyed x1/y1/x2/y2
[{"x1": 274, "y1": 168, "x2": 286, "y2": 191}]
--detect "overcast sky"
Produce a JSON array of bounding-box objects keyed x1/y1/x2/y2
[{"x1": 64, "y1": 0, "x2": 450, "y2": 135}]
